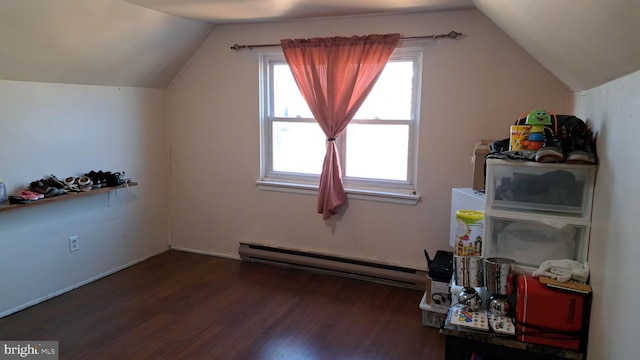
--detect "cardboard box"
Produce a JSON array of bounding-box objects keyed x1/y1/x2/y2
[
  {"x1": 472, "y1": 140, "x2": 493, "y2": 191},
  {"x1": 425, "y1": 276, "x2": 451, "y2": 313}
]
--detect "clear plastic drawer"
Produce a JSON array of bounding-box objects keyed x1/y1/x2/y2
[
  {"x1": 482, "y1": 212, "x2": 590, "y2": 272},
  {"x1": 485, "y1": 159, "x2": 595, "y2": 219}
]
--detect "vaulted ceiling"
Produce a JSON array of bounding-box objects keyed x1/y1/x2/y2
[
  {"x1": 1, "y1": 0, "x2": 638, "y2": 91},
  {"x1": 123, "y1": 0, "x2": 475, "y2": 22},
  {"x1": 0, "y1": 0, "x2": 214, "y2": 88}
]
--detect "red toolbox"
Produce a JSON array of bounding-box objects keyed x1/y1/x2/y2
[{"x1": 516, "y1": 274, "x2": 586, "y2": 350}]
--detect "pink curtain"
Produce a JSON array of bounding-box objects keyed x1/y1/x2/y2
[{"x1": 281, "y1": 34, "x2": 400, "y2": 219}]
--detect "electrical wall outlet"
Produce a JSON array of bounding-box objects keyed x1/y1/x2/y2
[{"x1": 69, "y1": 235, "x2": 79, "y2": 252}]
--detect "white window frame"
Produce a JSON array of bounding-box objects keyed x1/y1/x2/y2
[{"x1": 257, "y1": 47, "x2": 422, "y2": 205}]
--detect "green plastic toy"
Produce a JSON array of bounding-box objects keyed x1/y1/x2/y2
[{"x1": 526, "y1": 109, "x2": 552, "y2": 132}]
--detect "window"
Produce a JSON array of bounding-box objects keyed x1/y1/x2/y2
[{"x1": 258, "y1": 47, "x2": 422, "y2": 203}]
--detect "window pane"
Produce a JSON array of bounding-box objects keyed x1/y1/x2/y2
[
  {"x1": 273, "y1": 64, "x2": 313, "y2": 118},
  {"x1": 272, "y1": 121, "x2": 325, "y2": 174},
  {"x1": 262, "y1": 49, "x2": 421, "y2": 191},
  {"x1": 353, "y1": 61, "x2": 414, "y2": 120},
  {"x1": 345, "y1": 124, "x2": 409, "y2": 181}
]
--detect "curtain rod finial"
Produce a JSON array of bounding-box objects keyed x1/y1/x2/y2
[
  {"x1": 448, "y1": 31, "x2": 462, "y2": 39},
  {"x1": 230, "y1": 44, "x2": 242, "y2": 50}
]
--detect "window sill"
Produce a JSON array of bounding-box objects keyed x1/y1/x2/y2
[{"x1": 255, "y1": 180, "x2": 420, "y2": 205}]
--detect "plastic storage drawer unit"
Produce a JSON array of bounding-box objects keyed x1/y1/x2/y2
[
  {"x1": 485, "y1": 159, "x2": 595, "y2": 219},
  {"x1": 482, "y1": 211, "x2": 590, "y2": 272}
]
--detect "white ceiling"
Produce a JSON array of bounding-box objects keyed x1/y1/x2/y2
[
  {"x1": 122, "y1": 0, "x2": 474, "y2": 22},
  {"x1": 474, "y1": 0, "x2": 640, "y2": 92},
  {"x1": 0, "y1": 0, "x2": 638, "y2": 90},
  {"x1": 0, "y1": 0, "x2": 214, "y2": 88}
]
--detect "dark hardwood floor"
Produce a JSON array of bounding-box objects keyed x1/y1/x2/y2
[{"x1": 0, "y1": 250, "x2": 445, "y2": 360}]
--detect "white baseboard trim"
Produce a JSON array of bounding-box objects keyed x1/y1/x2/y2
[
  {"x1": 0, "y1": 248, "x2": 169, "y2": 319},
  {"x1": 169, "y1": 245, "x2": 241, "y2": 260}
]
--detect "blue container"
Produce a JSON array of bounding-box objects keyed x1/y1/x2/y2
[{"x1": 528, "y1": 132, "x2": 545, "y2": 141}]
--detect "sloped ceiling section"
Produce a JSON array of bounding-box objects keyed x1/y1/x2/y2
[
  {"x1": 0, "y1": 0, "x2": 214, "y2": 88},
  {"x1": 123, "y1": 0, "x2": 474, "y2": 22},
  {"x1": 1, "y1": 0, "x2": 639, "y2": 91},
  {"x1": 473, "y1": 0, "x2": 640, "y2": 91}
]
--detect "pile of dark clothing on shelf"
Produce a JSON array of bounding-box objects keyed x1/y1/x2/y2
[{"x1": 493, "y1": 169, "x2": 583, "y2": 207}]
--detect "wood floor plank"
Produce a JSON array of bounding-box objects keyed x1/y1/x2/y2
[{"x1": 0, "y1": 250, "x2": 445, "y2": 359}]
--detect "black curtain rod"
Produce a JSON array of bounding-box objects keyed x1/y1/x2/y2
[{"x1": 230, "y1": 31, "x2": 463, "y2": 50}]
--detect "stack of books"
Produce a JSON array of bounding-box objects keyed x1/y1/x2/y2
[{"x1": 449, "y1": 306, "x2": 515, "y2": 335}]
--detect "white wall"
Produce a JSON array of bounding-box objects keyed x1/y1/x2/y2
[
  {"x1": 0, "y1": 80, "x2": 169, "y2": 316},
  {"x1": 166, "y1": 9, "x2": 572, "y2": 268},
  {"x1": 0, "y1": 7, "x2": 630, "y2": 357},
  {"x1": 574, "y1": 70, "x2": 640, "y2": 359}
]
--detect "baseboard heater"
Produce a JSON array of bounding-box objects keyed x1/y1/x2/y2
[{"x1": 238, "y1": 242, "x2": 427, "y2": 290}]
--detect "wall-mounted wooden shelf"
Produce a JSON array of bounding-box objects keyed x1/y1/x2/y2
[{"x1": 0, "y1": 182, "x2": 138, "y2": 213}]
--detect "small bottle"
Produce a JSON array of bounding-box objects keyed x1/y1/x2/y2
[{"x1": 0, "y1": 179, "x2": 7, "y2": 203}]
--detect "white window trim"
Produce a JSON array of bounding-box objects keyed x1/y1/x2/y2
[
  {"x1": 258, "y1": 47, "x2": 423, "y2": 206},
  {"x1": 255, "y1": 180, "x2": 420, "y2": 205}
]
